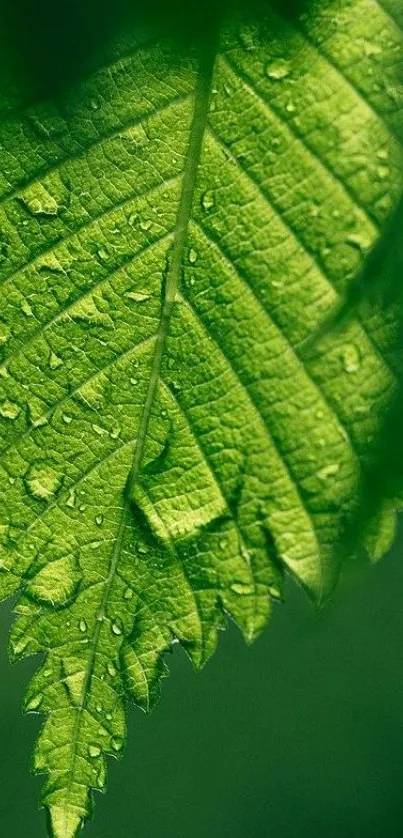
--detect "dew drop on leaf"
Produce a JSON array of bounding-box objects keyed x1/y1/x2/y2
[
  {"x1": 19, "y1": 183, "x2": 61, "y2": 217},
  {"x1": 189, "y1": 248, "x2": 198, "y2": 264},
  {"x1": 125, "y1": 291, "x2": 152, "y2": 303},
  {"x1": 107, "y1": 662, "x2": 117, "y2": 678},
  {"x1": 97, "y1": 247, "x2": 110, "y2": 262},
  {"x1": 20, "y1": 299, "x2": 34, "y2": 317},
  {"x1": 201, "y1": 190, "x2": 215, "y2": 211},
  {"x1": 316, "y1": 463, "x2": 341, "y2": 480},
  {"x1": 27, "y1": 397, "x2": 48, "y2": 428},
  {"x1": 88, "y1": 744, "x2": 102, "y2": 758},
  {"x1": 230, "y1": 582, "x2": 254, "y2": 595},
  {"x1": 377, "y1": 165, "x2": 389, "y2": 179},
  {"x1": 49, "y1": 351, "x2": 63, "y2": 370},
  {"x1": 25, "y1": 461, "x2": 63, "y2": 501},
  {"x1": 26, "y1": 554, "x2": 82, "y2": 607},
  {"x1": 111, "y1": 619, "x2": 123, "y2": 636},
  {"x1": 265, "y1": 59, "x2": 292, "y2": 80},
  {"x1": 341, "y1": 344, "x2": 361, "y2": 373},
  {"x1": 95, "y1": 514, "x2": 103, "y2": 527},
  {"x1": 92, "y1": 423, "x2": 107, "y2": 436},
  {"x1": 0, "y1": 400, "x2": 21, "y2": 420},
  {"x1": 79, "y1": 618, "x2": 88, "y2": 633}
]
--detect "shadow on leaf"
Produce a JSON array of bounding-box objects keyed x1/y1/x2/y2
[{"x1": 0, "y1": 0, "x2": 314, "y2": 101}]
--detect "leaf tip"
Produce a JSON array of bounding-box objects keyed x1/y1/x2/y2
[{"x1": 47, "y1": 804, "x2": 83, "y2": 838}]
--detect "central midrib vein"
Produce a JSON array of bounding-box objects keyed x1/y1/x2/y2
[{"x1": 58, "y1": 39, "x2": 217, "y2": 829}]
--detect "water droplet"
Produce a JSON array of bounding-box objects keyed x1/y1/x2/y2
[
  {"x1": 95, "y1": 514, "x2": 103, "y2": 527},
  {"x1": 96, "y1": 703, "x2": 103, "y2": 713},
  {"x1": 111, "y1": 619, "x2": 123, "y2": 636},
  {"x1": 20, "y1": 299, "x2": 34, "y2": 317},
  {"x1": 79, "y1": 618, "x2": 88, "y2": 633},
  {"x1": 66, "y1": 490, "x2": 76, "y2": 508},
  {"x1": 265, "y1": 59, "x2": 292, "y2": 80},
  {"x1": 26, "y1": 554, "x2": 81, "y2": 607},
  {"x1": 377, "y1": 165, "x2": 389, "y2": 180},
  {"x1": 341, "y1": 344, "x2": 361, "y2": 374},
  {"x1": 92, "y1": 423, "x2": 106, "y2": 436},
  {"x1": 111, "y1": 736, "x2": 124, "y2": 752},
  {"x1": 124, "y1": 587, "x2": 133, "y2": 600},
  {"x1": 49, "y1": 351, "x2": 63, "y2": 370},
  {"x1": 19, "y1": 183, "x2": 60, "y2": 217},
  {"x1": 285, "y1": 101, "x2": 296, "y2": 113},
  {"x1": 125, "y1": 291, "x2": 152, "y2": 303},
  {"x1": 0, "y1": 400, "x2": 21, "y2": 420},
  {"x1": 89, "y1": 99, "x2": 100, "y2": 110},
  {"x1": 97, "y1": 247, "x2": 110, "y2": 262},
  {"x1": 188, "y1": 248, "x2": 198, "y2": 264},
  {"x1": 28, "y1": 398, "x2": 48, "y2": 428},
  {"x1": 140, "y1": 219, "x2": 151, "y2": 231},
  {"x1": 88, "y1": 744, "x2": 102, "y2": 758},
  {"x1": 110, "y1": 426, "x2": 121, "y2": 440},
  {"x1": 107, "y1": 662, "x2": 117, "y2": 678},
  {"x1": 62, "y1": 414, "x2": 72, "y2": 424},
  {"x1": 316, "y1": 463, "x2": 340, "y2": 480},
  {"x1": 201, "y1": 191, "x2": 215, "y2": 212},
  {"x1": 105, "y1": 712, "x2": 112, "y2": 721},
  {"x1": 363, "y1": 40, "x2": 382, "y2": 57},
  {"x1": 345, "y1": 232, "x2": 372, "y2": 254},
  {"x1": 230, "y1": 581, "x2": 254, "y2": 595},
  {"x1": 68, "y1": 296, "x2": 113, "y2": 329},
  {"x1": 25, "y1": 462, "x2": 63, "y2": 501}
]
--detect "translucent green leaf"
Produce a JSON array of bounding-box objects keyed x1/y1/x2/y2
[{"x1": 0, "y1": 1, "x2": 402, "y2": 835}]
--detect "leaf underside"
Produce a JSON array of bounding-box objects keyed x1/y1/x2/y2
[{"x1": 0, "y1": 1, "x2": 402, "y2": 835}]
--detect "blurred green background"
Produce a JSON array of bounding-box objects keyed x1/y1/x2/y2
[{"x1": 1, "y1": 530, "x2": 403, "y2": 838}]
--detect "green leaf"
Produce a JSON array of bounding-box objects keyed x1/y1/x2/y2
[{"x1": 0, "y1": 1, "x2": 402, "y2": 835}]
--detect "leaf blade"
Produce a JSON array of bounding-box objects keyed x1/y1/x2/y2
[{"x1": 0, "y1": 2, "x2": 402, "y2": 834}]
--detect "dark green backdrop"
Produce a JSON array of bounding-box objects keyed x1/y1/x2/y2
[{"x1": 1, "y1": 531, "x2": 403, "y2": 837}]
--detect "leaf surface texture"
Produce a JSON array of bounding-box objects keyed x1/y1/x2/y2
[{"x1": 0, "y1": 1, "x2": 402, "y2": 834}]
